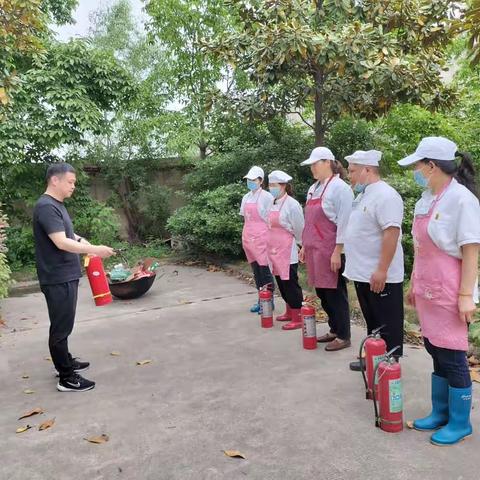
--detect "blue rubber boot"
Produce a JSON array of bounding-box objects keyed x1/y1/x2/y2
[
  {"x1": 413, "y1": 374, "x2": 449, "y2": 431},
  {"x1": 250, "y1": 302, "x2": 260, "y2": 313},
  {"x1": 430, "y1": 386, "x2": 473, "y2": 446}
]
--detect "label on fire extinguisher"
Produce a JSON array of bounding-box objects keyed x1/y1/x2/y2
[
  {"x1": 389, "y1": 379, "x2": 403, "y2": 413},
  {"x1": 260, "y1": 300, "x2": 272, "y2": 317},
  {"x1": 303, "y1": 315, "x2": 316, "y2": 337},
  {"x1": 372, "y1": 355, "x2": 384, "y2": 384}
]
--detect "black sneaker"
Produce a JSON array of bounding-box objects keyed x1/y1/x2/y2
[
  {"x1": 57, "y1": 373, "x2": 95, "y2": 392},
  {"x1": 55, "y1": 357, "x2": 90, "y2": 377},
  {"x1": 72, "y1": 358, "x2": 90, "y2": 373}
]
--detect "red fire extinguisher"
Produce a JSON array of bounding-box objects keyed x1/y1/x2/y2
[
  {"x1": 301, "y1": 303, "x2": 317, "y2": 350},
  {"x1": 259, "y1": 285, "x2": 273, "y2": 328},
  {"x1": 372, "y1": 346, "x2": 403, "y2": 433},
  {"x1": 84, "y1": 255, "x2": 112, "y2": 307},
  {"x1": 359, "y1": 326, "x2": 386, "y2": 400}
]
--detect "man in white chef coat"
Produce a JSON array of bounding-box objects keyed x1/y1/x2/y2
[{"x1": 343, "y1": 150, "x2": 405, "y2": 371}]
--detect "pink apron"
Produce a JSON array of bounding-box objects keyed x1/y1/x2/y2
[
  {"x1": 242, "y1": 190, "x2": 269, "y2": 266},
  {"x1": 302, "y1": 176, "x2": 338, "y2": 289},
  {"x1": 412, "y1": 182, "x2": 467, "y2": 351},
  {"x1": 267, "y1": 196, "x2": 294, "y2": 281}
]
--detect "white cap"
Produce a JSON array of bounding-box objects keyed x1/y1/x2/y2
[
  {"x1": 243, "y1": 166, "x2": 264, "y2": 180},
  {"x1": 398, "y1": 137, "x2": 457, "y2": 167},
  {"x1": 345, "y1": 150, "x2": 382, "y2": 166},
  {"x1": 301, "y1": 146, "x2": 335, "y2": 166},
  {"x1": 268, "y1": 170, "x2": 292, "y2": 183}
]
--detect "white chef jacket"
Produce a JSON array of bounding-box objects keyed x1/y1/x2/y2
[
  {"x1": 306, "y1": 175, "x2": 354, "y2": 244},
  {"x1": 269, "y1": 195, "x2": 305, "y2": 264},
  {"x1": 344, "y1": 180, "x2": 405, "y2": 283},
  {"x1": 239, "y1": 189, "x2": 274, "y2": 223},
  {"x1": 414, "y1": 178, "x2": 480, "y2": 258}
]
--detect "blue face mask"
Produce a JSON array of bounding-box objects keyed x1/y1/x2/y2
[
  {"x1": 269, "y1": 187, "x2": 281, "y2": 199},
  {"x1": 247, "y1": 180, "x2": 259, "y2": 191},
  {"x1": 353, "y1": 183, "x2": 366, "y2": 194},
  {"x1": 413, "y1": 169, "x2": 429, "y2": 188}
]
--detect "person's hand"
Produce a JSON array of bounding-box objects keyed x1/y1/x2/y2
[
  {"x1": 93, "y1": 245, "x2": 116, "y2": 259},
  {"x1": 299, "y1": 246, "x2": 305, "y2": 263},
  {"x1": 458, "y1": 295, "x2": 476, "y2": 324},
  {"x1": 330, "y1": 251, "x2": 341, "y2": 273},
  {"x1": 406, "y1": 286, "x2": 416, "y2": 307},
  {"x1": 370, "y1": 269, "x2": 387, "y2": 294}
]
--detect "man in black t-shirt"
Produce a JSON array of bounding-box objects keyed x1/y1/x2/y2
[{"x1": 33, "y1": 163, "x2": 115, "y2": 392}]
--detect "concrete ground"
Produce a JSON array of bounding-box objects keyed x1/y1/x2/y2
[{"x1": 0, "y1": 265, "x2": 478, "y2": 480}]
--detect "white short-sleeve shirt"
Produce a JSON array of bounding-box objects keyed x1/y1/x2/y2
[
  {"x1": 344, "y1": 180, "x2": 405, "y2": 283},
  {"x1": 414, "y1": 178, "x2": 480, "y2": 258},
  {"x1": 306, "y1": 176, "x2": 354, "y2": 244},
  {"x1": 270, "y1": 195, "x2": 305, "y2": 264},
  {"x1": 239, "y1": 189, "x2": 274, "y2": 223}
]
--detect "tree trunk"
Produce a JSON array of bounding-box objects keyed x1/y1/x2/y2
[
  {"x1": 314, "y1": 68, "x2": 326, "y2": 146},
  {"x1": 120, "y1": 177, "x2": 141, "y2": 243}
]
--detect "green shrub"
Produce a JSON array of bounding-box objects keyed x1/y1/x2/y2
[
  {"x1": 167, "y1": 184, "x2": 244, "y2": 257},
  {"x1": 71, "y1": 199, "x2": 121, "y2": 245},
  {"x1": 326, "y1": 117, "x2": 375, "y2": 163},
  {"x1": 385, "y1": 173, "x2": 422, "y2": 277},
  {"x1": 184, "y1": 120, "x2": 313, "y2": 201},
  {"x1": 5, "y1": 225, "x2": 36, "y2": 270},
  {"x1": 136, "y1": 185, "x2": 173, "y2": 240}
]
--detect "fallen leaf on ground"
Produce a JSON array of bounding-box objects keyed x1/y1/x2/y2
[
  {"x1": 406, "y1": 421, "x2": 414, "y2": 429},
  {"x1": 84, "y1": 434, "x2": 109, "y2": 444},
  {"x1": 39, "y1": 418, "x2": 55, "y2": 431},
  {"x1": 44, "y1": 357, "x2": 52, "y2": 362},
  {"x1": 21, "y1": 374, "x2": 29, "y2": 379},
  {"x1": 18, "y1": 407, "x2": 43, "y2": 420},
  {"x1": 223, "y1": 450, "x2": 246, "y2": 459},
  {"x1": 408, "y1": 346, "x2": 422, "y2": 349},
  {"x1": 23, "y1": 389, "x2": 35, "y2": 395},
  {"x1": 468, "y1": 355, "x2": 480, "y2": 366},
  {"x1": 470, "y1": 369, "x2": 480, "y2": 383},
  {"x1": 110, "y1": 351, "x2": 121, "y2": 356},
  {"x1": 0, "y1": 318, "x2": 7, "y2": 328},
  {"x1": 16, "y1": 425, "x2": 33, "y2": 434},
  {"x1": 136, "y1": 359, "x2": 152, "y2": 366}
]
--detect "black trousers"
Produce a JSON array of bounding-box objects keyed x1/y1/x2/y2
[
  {"x1": 41, "y1": 280, "x2": 79, "y2": 379},
  {"x1": 424, "y1": 338, "x2": 471, "y2": 388},
  {"x1": 354, "y1": 281, "x2": 404, "y2": 357},
  {"x1": 251, "y1": 261, "x2": 274, "y2": 291},
  {"x1": 275, "y1": 263, "x2": 303, "y2": 309},
  {"x1": 315, "y1": 259, "x2": 350, "y2": 340}
]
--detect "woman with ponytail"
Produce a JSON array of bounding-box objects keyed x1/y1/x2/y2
[
  {"x1": 399, "y1": 137, "x2": 480, "y2": 446},
  {"x1": 298, "y1": 147, "x2": 354, "y2": 351}
]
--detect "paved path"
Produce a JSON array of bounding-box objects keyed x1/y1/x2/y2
[{"x1": 0, "y1": 265, "x2": 478, "y2": 480}]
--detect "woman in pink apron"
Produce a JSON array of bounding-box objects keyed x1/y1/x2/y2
[
  {"x1": 299, "y1": 147, "x2": 353, "y2": 351},
  {"x1": 266, "y1": 170, "x2": 305, "y2": 330},
  {"x1": 240, "y1": 166, "x2": 275, "y2": 313},
  {"x1": 399, "y1": 137, "x2": 480, "y2": 446}
]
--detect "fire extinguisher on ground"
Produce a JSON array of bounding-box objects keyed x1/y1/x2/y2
[
  {"x1": 84, "y1": 255, "x2": 112, "y2": 307},
  {"x1": 372, "y1": 346, "x2": 403, "y2": 433},
  {"x1": 259, "y1": 284, "x2": 273, "y2": 328},
  {"x1": 359, "y1": 326, "x2": 386, "y2": 400},
  {"x1": 301, "y1": 303, "x2": 317, "y2": 350}
]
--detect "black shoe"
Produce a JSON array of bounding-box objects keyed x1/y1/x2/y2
[
  {"x1": 72, "y1": 358, "x2": 90, "y2": 372},
  {"x1": 57, "y1": 373, "x2": 95, "y2": 392},
  {"x1": 55, "y1": 358, "x2": 90, "y2": 377},
  {"x1": 349, "y1": 360, "x2": 366, "y2": 372}
]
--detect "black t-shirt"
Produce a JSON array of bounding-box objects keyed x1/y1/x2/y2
[{"x1": 33, "y1": 194, "x2": 82, "y2": 286}]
